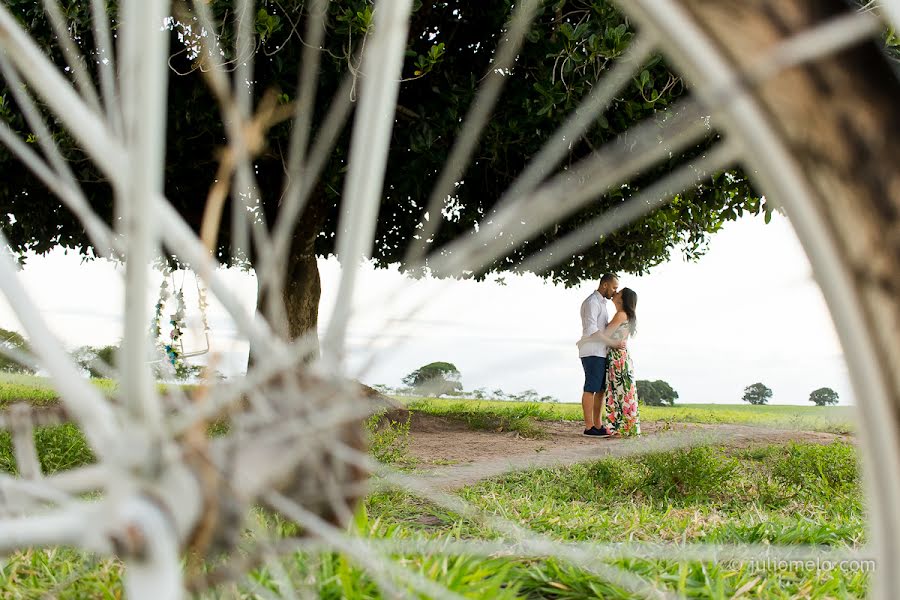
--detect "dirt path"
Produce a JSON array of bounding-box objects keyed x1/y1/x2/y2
[{"x1": 405, "y1": 414, "x2": 850, "y2": 490}]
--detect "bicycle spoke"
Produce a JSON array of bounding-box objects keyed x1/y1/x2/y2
[
  {"x1": 518, "y1": 141, "x2": 740, "y2": 275},
  {"x1": 258, "y1": 73, "x2": 355, "y2": 301},
  {"x1": 265, "y1": 491, "x2": 471, "y2": 600},
  {"x1": 335, "y1": 444, "x2": 678, "y2": 599},
  {"x1": 491, "y1": 34, "x2": 658, "y2": 226},
  {"x1": 118, "y1": 0, "x2": 171, "y2": 429},
  {"x1": 0, "y1": 54, "x2": 117, "y2": 257},
  {"x1": 0, "y1": 505, "x2": 108, "y2": 554},
  {"x1": 407, "y1": 0, "x2": 542, "y2": 266},
  {"x1": 0, "y1": 235, "x2": 119, "y2": 458},
  {"x1": 40, "y1": 0, "x2": 104, "y2": 115},
  {"x1": 427, "y1": 99, "x2": 709, "y2": 278},
  {"x1": 89, "y1": 0, "x2": 122, "y2": 134},
  {"x1": 0, "y1": 5, "x2": 125, "y2": 181},
  {"x1": 741, "y1": 10, "x2": 880, "y2": 85},
  {"x1": 321, "y1": 0, "x2": 415, "y2": 367}
]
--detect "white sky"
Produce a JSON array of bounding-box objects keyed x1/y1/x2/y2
[{"x1": 0, "y1": 213, "x2": 852, "y2": 405}]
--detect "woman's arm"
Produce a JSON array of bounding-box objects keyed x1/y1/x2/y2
[
  {"x1": 603, "y1": 311, "x2": 628, "y2": 337},
  {"x1": 577, "y1": 312, "x2": 627, "y2": 348}
]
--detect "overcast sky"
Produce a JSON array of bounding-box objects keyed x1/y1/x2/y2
[{"x1": 0, "y1": 213, "x2": 852, "y2": 405}]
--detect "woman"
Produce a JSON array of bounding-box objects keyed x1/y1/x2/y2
[{"x1": 601, "y1": 288, "x2": 641, "y2": 436}]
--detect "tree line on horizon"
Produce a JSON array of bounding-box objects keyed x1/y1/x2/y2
[{"x1": 0, "y1": 328, "x2": 843, "y2": 406}]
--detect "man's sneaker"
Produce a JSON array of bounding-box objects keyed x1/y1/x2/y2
[
  {"x1": 596, "y1": 426, "x2": 612, "y2": 437},
  {"x1": 582, "y1": 426, "x2": 606, "y2": 437}
]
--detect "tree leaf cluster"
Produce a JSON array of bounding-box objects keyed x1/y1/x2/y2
[
  {"x1": 0, "y1": 0, "x2": 765, "y2": 284},
  {"x1": 636, "y1": 379, "x2": 678, "y2": 406}
]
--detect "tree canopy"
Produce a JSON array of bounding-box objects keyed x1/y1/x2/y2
[
  {"x1": 0, "y1": 0, "x2": 764, "y2": 342},
  {"x1": 809, "y1": 387, "x2": 839, "y2": 406},
  {"x1": 742, "y1": 382, "x2": 773, "y2": 406},
  {"x1": 0, "y1": 327, "x2": 33, "y2": 374},
  {"x1": 402, "y1": 361, "x2": 462, "y2": 395},
  {"x1": 636, "y1": 379, "x2": 678, "y2": 406}
]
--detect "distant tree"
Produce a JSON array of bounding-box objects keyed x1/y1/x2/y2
[
  {"x1": 73, "y1": 343, "x2": 203, "y2": 381},
  {"x1": 636, "y1": 380, "x2": 661, "y2": 405},
  {"x1": 72, "y1": 344, "x2": 117, "y2": 378},
  {"x1": 742, "y1": 382, "x2": 773, "y2": 405},
  {"x1": 652, "y1": 380, "x2": 679, "y2": 406},
  {"x1": 472, "y1": 387, "x2": 488, "y2": 400},
  {"x1": 809, "y1": 387, "x2": 839, "y2": 406},
  {"x1": 516, "y1": 389, "x2": 540, "y2": 402},
  {"x1": 402, "y1": 362, "x2": 462, "y2": 396},
  {"x1": 0, "y1": 327, "x2": 34, "y2": 374},
  {"x1": 636, "y1": 379, "x2": 678, "y2": 406},
  {"x1": 491, "y1": 389, "x2": 506, "y2": 400}
]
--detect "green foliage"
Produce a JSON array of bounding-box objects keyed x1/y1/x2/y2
[
  {"x1": 405, "y1": 397, "x2": 855, "y2": 433},
  {"x1": 0, "y1": 400, "x2": 867, "y2": 599},
  {"x1": 640, "y1": 446, "x2": 738, "y2": 501},
  {"x1": 401, "y1": 361, "x2": 462, "y2": 395},
  {"x1": 772, "y1": 442, "x2": 859, "y2": 497},
  {"x1": 71, "y1": 343, "x2": 203, "y2": 381},
  {"x1": 0, "y1": 372, "x2": 117, "y2": 408},
  {"x1": 742, "y1": 382, "x2": 773, "y2": 405},
  {"x1": 365, "y1": 410, "x2": 412, "y2": 466},
  {"x1": 408, "y1": 399, "x2": 553, "y2": 438},
  {"x1": 71, "y1": 344, "x2": 117, "y2": 378},
  {"x1": 0, "y1": 327, "x2": 33, "y2": 374},
  {"x1": 255, "y1": 7, "x2": 283, "y2": 42},
  {"x1": 0, "y1": 0, "x2": 764, "y2": 287},
  {"x1": 636, "y1": 379, "x2": 678, "y2": 406},
  {"x1": 809, "y1": 387, "x2": 840, "y2": 406},
  {"x1": 0, "y1": 423, "x2": 94, "y2": 475}
]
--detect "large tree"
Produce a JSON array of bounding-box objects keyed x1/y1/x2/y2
[
  {"x1": 636, "y1": 379, "x2": 678, "y2": 406},
  {"x1": 0, "y1": 1, "x2": 762, "y2": 353},
  {"x1": 742, "y1": 382, "x2": 773, "y2": 406},
  {"x1": 809, "y1": 387, "x2": 839, "y2": 406}
]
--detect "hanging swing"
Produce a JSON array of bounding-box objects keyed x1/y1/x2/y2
[{"x1": 149, "y1": 270, "x2": 211, "y2": 373}]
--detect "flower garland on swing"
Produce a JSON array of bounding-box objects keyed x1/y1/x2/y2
[{"x1": 150, "y1": 277, "x2": 189, "y2": 377}]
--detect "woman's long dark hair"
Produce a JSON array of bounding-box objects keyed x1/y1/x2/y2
[{"x1": 621, "y1": 288, "x2": 638, "y2": 335}]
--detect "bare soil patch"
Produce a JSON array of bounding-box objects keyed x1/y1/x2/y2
[{"x1": 402, "y1": 412, "x2": 851, "y2": 489}]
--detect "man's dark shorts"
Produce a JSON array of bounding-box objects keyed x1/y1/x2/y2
[{"x1": 581, "y1": 356, "x2": 607, "y2": 393}]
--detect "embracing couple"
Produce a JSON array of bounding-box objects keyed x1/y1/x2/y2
[{"x1": 576, "y1": 273, "x2": 641, "y2": 438}]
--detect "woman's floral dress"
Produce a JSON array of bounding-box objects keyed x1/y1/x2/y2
[{"x1": 602, "y1": 321, "x2": 641, "y2": 436}]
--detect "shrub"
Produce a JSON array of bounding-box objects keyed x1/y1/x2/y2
[
  {"x1": 772, "y1": 442, "x2": 858, "y2": 496},
  {"x1": 639, "y1": 446, "x2": 738, "y2": 501},
  {"x1": 365, "y1": 410, "x2": 412, "y2": 466}
]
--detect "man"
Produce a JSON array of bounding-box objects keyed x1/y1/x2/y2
[{"x1": 577, "y1": 273, "x2": 625, "y2": 437}]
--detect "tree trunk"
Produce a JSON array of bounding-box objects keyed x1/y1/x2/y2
[
  {"x1": 251, "y1": 196, "x2": 326, "y2": 367},
  {"x1": 281, "y1": 242, "x2": 321, "y2": 357}
]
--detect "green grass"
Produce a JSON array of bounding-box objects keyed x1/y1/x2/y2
[
  {"x1": 0, "y1": 372, "x2": 195, "y2": 410},
  {"x1": 363, "y1": 441, "x2": 867, "y2": 598},
  {"x1": 404, "y1": 397, "x2": 855, "y2": 435},
  {"x1": 0, "y1": 378, "x2": 865, "y2": 598},
  {"x1": 0, "y1": 435, "x2": 867, "y2": 598},
  {"x1": 0, "y1": 375, "x2": 854, "y2": 434}
]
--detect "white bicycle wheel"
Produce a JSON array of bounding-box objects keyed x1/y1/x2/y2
[{"x1": 0, "y1": 0, "x2": 897, "y2": 598}]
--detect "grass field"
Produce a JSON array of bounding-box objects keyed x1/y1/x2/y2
[
  {"x1": 403, "y1": 397, "x2": 856, "y2": 435},
  {"x1": 0, "y1": 372, "x2": 191, "y2": 408},
  {"x1": 0, "y1": 376, "x2": 866, "y2": 598}
]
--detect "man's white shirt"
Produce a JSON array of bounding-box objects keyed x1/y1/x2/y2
[{"x1": 579, "y1": 290, "x2": 609, "y2": 358}]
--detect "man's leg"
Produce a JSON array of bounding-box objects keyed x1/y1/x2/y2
[
  {"x1": 592, "y1": 357, "x2": 608, "y2": 429},
  {"x1": 593, "y1": 392, "x2": 605, "y2": 428},
  {"x1": 581, "y1": 391, "x2": 595, "y2": 429}
]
